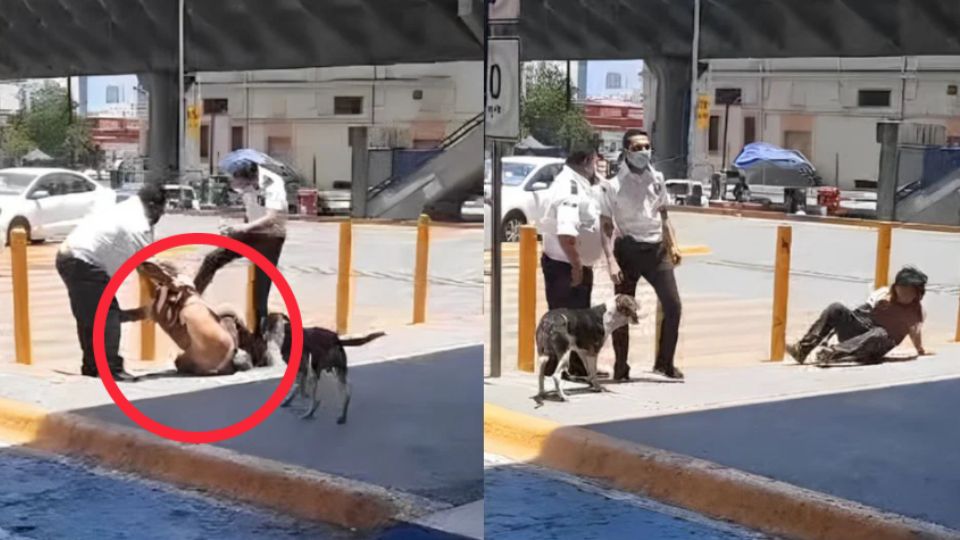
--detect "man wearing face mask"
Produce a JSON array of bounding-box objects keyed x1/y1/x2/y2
[
  {"x1": 537, "y1": 147, "x2": 611, "y2": 379},
  {"x1": 599, "y1": 129, "x2": 684, "y2": 380}
]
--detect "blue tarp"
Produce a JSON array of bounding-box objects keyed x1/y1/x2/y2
[
  {"x1": 733, "y1": 143, "x2": 814, "y2": 171},
  {"x1": 218, "y1": 149, "x2": 292, "y2": 176}
]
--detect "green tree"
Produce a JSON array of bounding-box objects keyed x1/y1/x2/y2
[
  {"x1": 20, "y1": 82, "x2": 72, "y2": 159},
  {"x1": 64, "y1": 120, "x2": 102, "y2": 168},
  {"x1": 0, "y1": 123, "x2": 36, "y2": 165},
  {"x1": 520, "y1": 63, "x2": 595, "y2": 150}
]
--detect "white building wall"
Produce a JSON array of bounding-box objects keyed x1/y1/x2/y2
[
  {"x1": 191, "y1": 62, "x2": 481, "y2": 189},
  {"x1": 684, "y1": 57, "x2": 960, "y2": 189}
]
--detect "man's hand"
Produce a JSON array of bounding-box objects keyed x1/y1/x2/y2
[
  {"x1": 571, "y1": 263, "x2": 584, "y2": 287},
  {"x1": 608, "y1": 259, "x2": 623, "y2": 285},
  {"x1": 220, "y1": 224, "x2": 243, "y2": 238},
  {"x1": 670, "y1": 246, "x2": 683, "y2": 266}
]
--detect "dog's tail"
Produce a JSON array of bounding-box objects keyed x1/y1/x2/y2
[{"x1": 340, "y1": 331, "x2": 386, "y2": 347}]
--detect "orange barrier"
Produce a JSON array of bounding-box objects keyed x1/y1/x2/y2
[
  {"x1": 770, "y1": 225, "x2": 792, "y2": 361},
  {"x1": 9, "y1": 228, "x2": 32, "y2": 365}
]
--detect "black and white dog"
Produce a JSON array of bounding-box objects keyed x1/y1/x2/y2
[
  {"x1": 261, "y1": 313, "x2": 385, "y2": 424},
  {"x1": 536, "y1": 295, "x2": 642, "y2": 402}
]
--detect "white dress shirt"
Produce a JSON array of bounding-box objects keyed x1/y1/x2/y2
[
  {"x1": 600, "y1": 164, "x2": 668, "y2": 243},
  {"x1": 538, "y1": 165, "x2": 606, "y2": 266},
  {"x1": 62, "y1": 196, "x2": 153, "y2": 277}
]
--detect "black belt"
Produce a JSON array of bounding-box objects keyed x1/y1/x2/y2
[{"x1": 618, "y1": 236, "x2": 662, "y2": 250}]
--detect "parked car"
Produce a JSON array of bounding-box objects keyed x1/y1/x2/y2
[
  {"x1": 317, "y1": 181, "x2": 352, "y2": 215},
  {"x1": 665, "y1": 179, "x2": 709, "y2": 207},
  {"x1": 0, "y1": 167, "x2": 115, "y2": 248},
  {"x1": 483, "y1": 156, "x2": 565, "y2": 242}
]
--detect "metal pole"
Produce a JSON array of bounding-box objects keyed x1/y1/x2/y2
[
  {"x1": 688, "y1": 0, "x2": 701, "y2": 177},
  {"x1": 721, "y1": 101, "x2": 730, "y2": 171},
  {"x1": 489, "y1": 139, "x2": 503, "y2": 377},
  {"x1": 178, "y1": 0, "x2": 185, "y2": 183}
]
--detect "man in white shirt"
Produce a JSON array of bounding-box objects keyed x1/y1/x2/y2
[
  {"x1": 194, "y1": 160, "x2": 288, "y2": 333},
  {"x1": 55, "y1": 183, "x2": 167, "y2": 381},
  {"x1": 537, "y1": 148, "x2": 613, "y2": 378},
  {"x1": 600, "y1": 129, "x2": 684, "y2": 380}
]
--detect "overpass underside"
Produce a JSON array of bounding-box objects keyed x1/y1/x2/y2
[{"x1": 3, "y1": 0, "x2": 960, "y2": 180}]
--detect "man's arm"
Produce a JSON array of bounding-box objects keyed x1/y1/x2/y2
[
  {"x1": 909, "y1": 324, "x2": 928, "y2": 355},
  {"x1": 558, "y1": 235, "x2": 584, "y2": 286},
  {"x1": 661, "y1": 209, "x2": 682, "y2": 266},
  {"x1": 236, "y1": 209, "x2": 285, "y2": 234},
  {"x1": 601, "y1": 216, "x2": 621, "y2": 284}
]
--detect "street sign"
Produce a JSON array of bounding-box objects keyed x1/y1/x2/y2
[
  {"x1": 187, "y1": 104, "x2": 201, "y2": 139},
  {"x1": 696, "y1": 94, "x2": 711, "y2": 130},
  {"x1": 489, "y1": 0, "x2": 520, "y2": 21},
  {"x1": 486, "y1": 37, "x2": 520, "y2": 140}
]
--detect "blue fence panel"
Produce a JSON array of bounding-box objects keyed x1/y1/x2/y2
[
  {"x1": 392, "y1": 149, "x2": 443, "y2": 179},
  {"x1": 921, "y1": 146, "x2": 960, "y2": 188}
]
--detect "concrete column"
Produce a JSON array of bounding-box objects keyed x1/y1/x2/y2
[
  {"x1": 349, "y1": 126, "x2": 369, "y2": 218},
  {"x1": 876, "y1": 122, "x2": 900, "y2": 221},
  {"x1": 138, "y1": 71, "x2": 179, "y2": 184},
  {"x1": 646, "y1": 57, "x2": 692, "y2": 180}
]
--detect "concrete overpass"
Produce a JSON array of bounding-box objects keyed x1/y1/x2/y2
[{"x1": 4, "y1": 0, "x2": 960, "y2": 180}]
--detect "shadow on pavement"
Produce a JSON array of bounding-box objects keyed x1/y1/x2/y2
[
  {"x1": 573, "y1": 378, "x2": 960, "y2": 530},
  {"x1": 72, "y1": 345, "x2": 484, "y2": 506}
]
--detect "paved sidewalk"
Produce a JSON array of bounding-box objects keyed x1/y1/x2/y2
[{"x1": 485, "y1": 346, "x2": 960, "y2": 531}]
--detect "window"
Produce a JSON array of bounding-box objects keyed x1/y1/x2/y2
[
  {"x1": 715, "y1": 88, "x2": 743, "y2": 105},
  {"x1": 412, "y1": 90, "x2": 424, "y2": 100},
  {"x1": 231, "y1": 126, "x2": 244, "y2": 151},
  {"x1": 743, "y1": 116, "x2": 757, "y2": 145},
  {"x1": 66, "y1": 175, "x2": 95, "y2": 194},
  {"x1": 528, "y1": 164, "x2": 563, "y2": 189},
  {"x1": 200, "y1": 125, "x2": 210, "y2": 158},
  {"x1": 708, "y1": 115, "x2": 720, "y2": 152},
  {"x1": 858, "y1": 90, "x2": 891, "y2": 108},
  {"x1": 334, "y1": 96, "x2": 364, "y2": 115},
  {"x1": 106, "y1": 85, "x2": 120, "y2": 104},
  {"x1": 605, "y1": 72, "x2": 623, "y2": 90},
  {"x1": 203, "y1": 98, "x2": 229, "y2": 115}
]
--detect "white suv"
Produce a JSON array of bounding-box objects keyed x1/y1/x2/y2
[
  {"x1": 484, "y1": 156, "x2": 565, "y2": 243},
  {"x1": 0, "y1": 167, "x2": 115, "y2": 248}
]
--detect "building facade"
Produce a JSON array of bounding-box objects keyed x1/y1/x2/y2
[
  {"x1": 683, "y1": 56, "x2": 960, "y2": 189},
  {"x1": 580, "y1": 99, "x2": 644, "y2": 156},
  {"x1": 576, "y1": 60, "x2": 644, "y2": 103},
  {"x1": 188, "y1": 62, "x2": 482, "y2": 189}
]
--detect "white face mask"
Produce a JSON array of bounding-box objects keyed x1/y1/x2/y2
[{"x1": 624, "y1": 150, "x2": 652, "y2": 173}]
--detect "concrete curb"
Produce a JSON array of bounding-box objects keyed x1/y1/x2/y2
[
  {"x1": 0, "y1": 397, "x2": 447, "y2": 530},
  {"x1": 484, "y1": 403, "x2": 960, "y2": 540},
  {"x1": 671, "y1": 205, "x2": 960, "y2": 235}
]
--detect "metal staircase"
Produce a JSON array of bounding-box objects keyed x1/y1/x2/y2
[{"x1": 365, "y1": 113, "x2": 483, "y2": 220}]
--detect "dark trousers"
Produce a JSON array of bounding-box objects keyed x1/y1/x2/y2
[
  {"x1": 612, "y1": 238, "x2": 682, "y2": 378},
  {"x1": 798, "y1": 303, "x2": 896, "y2": 364},
  {"x1": 541, "y1": 254, "x2": 593, "y2": 376},
  {"x1": 56, "y1": 252, "x2": 124, "y2": 374},
  {"x1": 194, "y1": 232, "x2": 286, "y2": 333}
]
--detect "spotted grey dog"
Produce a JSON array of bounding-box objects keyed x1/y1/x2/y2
[{"x1": 536, "y1": 295, "x2": 642, "y2": 402}]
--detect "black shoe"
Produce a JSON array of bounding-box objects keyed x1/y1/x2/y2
[
  {"x1": 653, "y1": 365, "x2": 685, "y2": 380},
  {"x1": 80, "y1": 365, "x2": 98, "y2": 378},
  {"x1": 613, "y1": 366, "x2": 631, "y2": 382},
  {"x1": 111, "y1": 370, "x2": 139, "y2": 383},
  {"x1": 786, "y1": 343, "x2": 809, "y2": 364}
]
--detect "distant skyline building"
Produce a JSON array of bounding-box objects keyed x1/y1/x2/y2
[{"x1": 576, "y1": 60, "x2": 644, "y2": 103}]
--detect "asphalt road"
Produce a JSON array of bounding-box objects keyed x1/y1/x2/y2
[
  {"x1": 670, "y1": 212, "x2": 960, "y2": 337},
  {"x1": 0, "y1": 445, "x2": 469, "y2": 540},
  {"x1": 484, "y1": 456, "x2": 766, "y2": 540},
  {"x1": 588, "y1": 378, "x2": 960, "y2": 530},
  {"x1": 77, "y1": 346, "x2": 484, "y2": 506}
]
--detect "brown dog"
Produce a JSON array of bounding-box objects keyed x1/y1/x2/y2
[{"x1": 121, "y1": 260, "x2": 261, "y2": 375}]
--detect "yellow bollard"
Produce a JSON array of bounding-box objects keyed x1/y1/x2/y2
[
  {"x1": 246, "y1": 263, "x2": 257, "y2": 334},
  {"x1": 517, "y1": 226, "x2": 538, "y2": 372},
  {"x1": 336, "y1": 219, "x2": 353, "y2": 334},
  {"x1": 139, "y1": 274, "x2": 155, "y2": 360},
  {"x1": 955, "y1": 295, "x2": 960, "y2": 343},
  {"x1": 413, "y1": 215, "x2": 431, "y2": 324},
  {"x1": 874, "y1": 222, "x2": 892, "y2": 290},
  {"x1": 770, "y1": 225, "x2": 792, "y2": 361},
  {"x1": 10, "y1": 228, "x2": 32, "y2": 365}
]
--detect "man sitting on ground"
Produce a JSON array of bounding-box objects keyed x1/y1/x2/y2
[{"x1": 787, "y1": 266, "x2": 931, "y2": 365}]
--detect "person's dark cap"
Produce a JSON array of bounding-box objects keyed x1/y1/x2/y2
[{"x1": 894, "y1": 266, "x2": 928, "y2": 288}]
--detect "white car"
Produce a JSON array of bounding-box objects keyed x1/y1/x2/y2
[
  {"x1": 0, "y1": 167, "x2": 116, "y2": 247},
  {"x1": 484, "y1": 156, "x2": 565, "y2": 242},
  {"x1": 162, "y1": 184, "x2": 201, "y2": 211}
]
